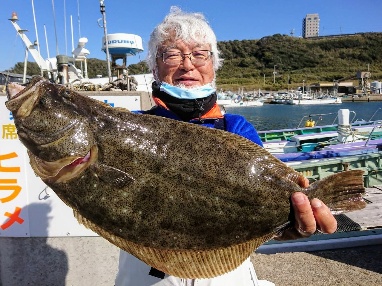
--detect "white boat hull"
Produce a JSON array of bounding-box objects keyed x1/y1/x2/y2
[
  {"x1": 217, "y1": 99, "x2": 263, "y2": 107},
  {"x1": 286, "y1": 98, "x2": 342, "y2": 105}
]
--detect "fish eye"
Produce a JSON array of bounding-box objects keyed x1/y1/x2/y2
[
  {"x1": 61, "y1": 89, "x2": 72, "y2": 99},
  {"x1": 39, "y1": 97, "x2": 48, "y2": 106}
]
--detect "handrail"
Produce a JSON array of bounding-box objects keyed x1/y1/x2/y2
[
  {"x1": 349, "y1": 111, "x2": 357, "y2": 124},
  {"x1": 368, "y1": 108, "x2": 382, "y2": 122},
  {"x1": 296, "y1": 110, "x2": 357, "y2": 128},
  {"x1": 365, "y1": 124, "x2": 382, "y2": 146}
]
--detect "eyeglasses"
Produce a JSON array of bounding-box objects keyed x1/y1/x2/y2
[{"x1": 160, "y1": 50, "x2": 213, "y2": 67}]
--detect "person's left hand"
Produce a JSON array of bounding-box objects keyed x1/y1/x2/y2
[{"x1": 276, "y1": 177, "x2": 337, "y2": 240}]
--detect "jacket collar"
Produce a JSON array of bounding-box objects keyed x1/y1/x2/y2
[{"x1": 153, "y1": 97, "x2": 224, "y2": 120}]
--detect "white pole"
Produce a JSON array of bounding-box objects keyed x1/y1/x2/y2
[
  {"x1": 64, "y1": 0, "x2": 68, "y2": 55},
  {"x1": 70, "y1": 15, "x2": 74, "y2": 52},
  {"x1": 31, "y1": 0, "x2": 42, "y2": 75},
  {"x1": 44, "y1": 25, "x2": 50, "y2": 58},
  {"x1": 77, "y1": 0, "x2": 81, "y2": 38},
  {"x1": 31, "y1": 0, "x2": 40, "y2": 53},
  {"x1": 51, "y1": 0, "x2": 59, "y2": 55},
  {"x1": 23, "y1": 48, "x2": 28, "y2": 83}
]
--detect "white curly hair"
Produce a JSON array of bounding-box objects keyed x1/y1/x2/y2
[{"x1": 146, "y1": 6, "x2": 223, "y2": 80}]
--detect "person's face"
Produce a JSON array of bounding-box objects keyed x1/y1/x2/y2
[{"x1": 156, "y1": 39, "x2": 215, "y2": 88}]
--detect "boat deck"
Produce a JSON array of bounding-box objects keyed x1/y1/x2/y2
[
  {"x1": 277, "y1": 139, "x2": 382, "y2": 164},
  {"x1": 258, "y1": 125, "x2": 338, "y2": 142}
]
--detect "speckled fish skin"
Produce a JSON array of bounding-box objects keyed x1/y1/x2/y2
[{"x1": 6, "y1": 77, "x2": 366, "y2": 252}]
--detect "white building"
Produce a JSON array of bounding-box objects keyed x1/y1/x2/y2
[{"x1": 302, "y1": 13, "x2": 320, "y2": 38}]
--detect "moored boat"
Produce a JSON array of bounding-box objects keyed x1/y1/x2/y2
[
  {"x1": 217, "y1": 99, "x2": 264, "y2": 107},
  {"x1": 260, "y1": 109, "x2": 382, "y2": 149},
  {"x1": 285, "y1": 96, "x2": 342, "y2": 105},
  {"x1": 259, "y1": 108, "x2": 382, "y2": 187}
]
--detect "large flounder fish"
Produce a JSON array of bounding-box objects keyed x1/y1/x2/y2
[{"x1": 6, "y1": 77, "x2": 366, "y2": 278}]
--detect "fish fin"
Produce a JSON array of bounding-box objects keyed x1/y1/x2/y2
[
  {"x1": 96, "y1": 164, "x2": 135, "y2": 189},
  {"x1": 306, "y1": 170, "x2": 366, "y2": 213},
  {"x1": 220, "y1": 131, "x2": 304, "y2": 184},
  {"x1": 274, "y1": 221, "x2": 293, "y2": 237},
  {"x1": 73, "y1": 210, "x2": 125, "y2": 248}
]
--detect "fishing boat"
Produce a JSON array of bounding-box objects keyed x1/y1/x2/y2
[
  {"x1": 258, "y1": 108, "x2": 382, "y2": 187},
  {"x1": 260, "y1": 108, "x2": 382, "y2": 152},
  {"x1": 217, "y1": 91, "x2": 264, "y2": 107},
  {"x1": 282, "y1": 140, "x2": 382, "y2": 188},
  {"x1": 269, "y1": 91, "x2": 293, "y2": 104},
  {"x1": 217, "y1": 98, "x2": 264, "y2": 107},
  {"x1": 285, "y1": 96, "x2": 342, "y2": 105}
]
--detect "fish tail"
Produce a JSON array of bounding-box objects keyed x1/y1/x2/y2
[{"x1": 306, "y1": 170, "x2": 366, "y2": 213}]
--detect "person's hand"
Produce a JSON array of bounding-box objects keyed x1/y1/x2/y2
[{"x1": 276, "y1": 177, "x2": 337, "y2": 240}]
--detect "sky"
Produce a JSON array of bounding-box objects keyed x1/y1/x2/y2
[{"x1": 1, "y1": 0, "x2": 382, "y2": 72}]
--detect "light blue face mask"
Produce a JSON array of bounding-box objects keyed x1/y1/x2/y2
[{"x1": 160, "y1": 82, "x2": 216, "y2": 99}]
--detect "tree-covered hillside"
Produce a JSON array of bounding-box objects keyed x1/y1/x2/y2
[
  {"x1": 7, "y1": 33, "x2": 382, "y2": 91},
  {"x1": 216, "y1": 33, "x2": 382, "y2": 90}
]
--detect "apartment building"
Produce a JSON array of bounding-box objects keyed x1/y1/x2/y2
[{"x1": 302, "y1": 13, "x2": 320, "y2": 38}]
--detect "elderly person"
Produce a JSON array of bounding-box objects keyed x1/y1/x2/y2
[{"x1": 115, "y1": 7, "x2": 337, "y2": 286}]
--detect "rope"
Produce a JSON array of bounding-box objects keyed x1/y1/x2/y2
[{"x1": 337, "y1": 124, "x2": 356, "y2": 143}]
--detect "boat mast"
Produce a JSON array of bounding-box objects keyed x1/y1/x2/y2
[
  {"x1": 77, "y1": 0, "x2": 81, "y2": 38},
  {"x1": 63, "y1": 0, "x2": 68, "y2": 55},
  {"x1": 31, "y1": 0, "x2": 42, "y2": 76},
  {"x1": 51, "y1": 0, "x2": 60, "y2": 55},
  {"x1": 70, "y1": 15, "x2": 74, "y2": 52},
  {"x1": 44, "y1": 25, "x2": 50, "y2": 58}
]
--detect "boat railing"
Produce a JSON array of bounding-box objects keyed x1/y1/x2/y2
[
  {"x1": 368, "y1": 107, "x2": 382, "y2": 122},
  {"x1": 365, "y1": 124, "x2": 382, "y2": 146},
  {"x1": 297, "y1": 113, "x2": 335, "y2": 128},
  {"x1": 296, "y1": 111, "x2": 357, "y2": 129}
]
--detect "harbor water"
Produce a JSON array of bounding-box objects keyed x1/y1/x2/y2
[{"x1": 225, "y1": 102, "x2": 382, "y2": 131}]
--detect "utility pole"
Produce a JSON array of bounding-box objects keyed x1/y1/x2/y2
[
  {"x1": 273, "y1": 65, "x2": 277, "y2": 84},
  {"x1": 303, "y1": 80, "x2": 305, "y2": 94},
  {"x1": 99, "y1": 0, "x2": 112, "y2": 83}
]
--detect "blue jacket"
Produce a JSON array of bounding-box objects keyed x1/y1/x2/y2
[{"x1": 136, "y1": 107, "x2": 263, "y2": 147}]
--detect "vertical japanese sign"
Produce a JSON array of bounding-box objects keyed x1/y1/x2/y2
[{"x1": 0, "y1": 96, "x2": 30, "y2": 236}]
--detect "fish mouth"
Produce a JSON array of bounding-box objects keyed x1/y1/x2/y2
[
  {"x1": 29, "y1": 145, "x2": 98, "y2": 183},
  {"x1": 6, "y1": 79, "x2": 45, "y2": 117},
  {"x1": 6, "y1": 81, "x2": 27, "y2": 100}
]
